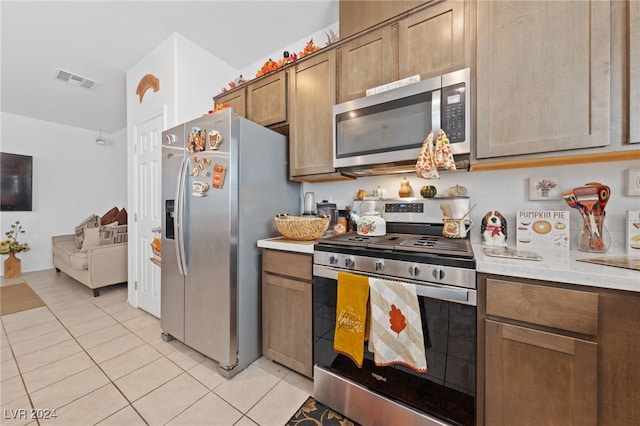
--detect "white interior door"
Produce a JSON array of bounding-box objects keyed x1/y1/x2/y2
[{"x1": 132, "y1": 112, "x2": 163, "y2": 317}]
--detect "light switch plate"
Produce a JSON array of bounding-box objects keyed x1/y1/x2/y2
[{"x1": 625, "y1": 169, "x2": 640, "y2": 196}]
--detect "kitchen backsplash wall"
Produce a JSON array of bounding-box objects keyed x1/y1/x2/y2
[{"x1": 303, "y1": 159, "x2": 639, "y2": 251}]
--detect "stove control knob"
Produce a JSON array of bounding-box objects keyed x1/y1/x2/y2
[
  {"x1": 375, "y1": 260, "x2": 384, "y2": 272},
  {"x1": 329, "y1": 255, "x2": 339, "y2": 265},
  {"x1": 432, "y1": 268, "x2": 445, "y2": 281},
  {"x1": 409, "y1": 264, "x2": 420, "y2": 276},
  {"x1": 345, "y1": 257, "x2": 355, "y2": 268}
]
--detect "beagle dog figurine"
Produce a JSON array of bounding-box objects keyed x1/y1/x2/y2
[{"x1": 481, "y1": 211, "x2": 508, "y2": 247}]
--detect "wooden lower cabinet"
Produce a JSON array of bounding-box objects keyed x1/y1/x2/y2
[
  {"x1": 478, "y1": 274, "x2": 640, "y2": 426},
  {"x1": 261, "y1": 249, "x2": 313, "y2": 378},
  {"x1": 484, "y1": 320, "x2": 597, "y2": 426}
]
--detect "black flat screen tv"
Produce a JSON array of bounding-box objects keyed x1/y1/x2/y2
[{"x1": 1, "y1": 152, "x2": 33, "y2": 211}]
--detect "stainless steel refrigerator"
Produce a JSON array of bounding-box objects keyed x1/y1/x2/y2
[{"x1": 160, "y1": 108, "x2": 299, "y2": 377}]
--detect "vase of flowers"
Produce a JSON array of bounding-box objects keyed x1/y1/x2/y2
[{"x1": 1, "y1": 221, "x2": 30, "y2": 278}]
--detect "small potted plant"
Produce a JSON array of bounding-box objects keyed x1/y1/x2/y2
[{"x1": 1, "y1": 221, "x2": 30, "y2": 278}]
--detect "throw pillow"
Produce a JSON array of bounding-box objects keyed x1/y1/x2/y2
[
  {"x1": 80, "y1": 227, "x2": 101, "y2": 252},
  {"x1": 101, "y1": 207, "x2": 119, "y2": 225},
  {"x1": 115, "y1": 208, "x2": 128, "y2": 225},
  {"x1": 75, "y1": 214, "x2": 100, "y2": 248}
]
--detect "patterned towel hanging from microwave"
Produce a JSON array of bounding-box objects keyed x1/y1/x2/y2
[{"x1": 416, "y1": 129, "x2": 456, "y2": 179}]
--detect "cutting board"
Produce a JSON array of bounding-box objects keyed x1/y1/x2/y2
[{"x1": 577, "y1": 257, "x2": 640, "y2": 271}]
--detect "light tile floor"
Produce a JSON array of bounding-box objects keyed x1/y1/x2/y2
[{"x1": 1, "y1": 270, "x2": 313, "y2": 426}]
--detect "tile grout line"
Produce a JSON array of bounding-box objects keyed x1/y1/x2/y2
[
  {"x1": 0, "y1": 317, "x2": 40, "y2": 426},
  {"x1": 6, "y1": 274, "x2": 309, "y2": 426},
  {"x1": 7, "y1": 283, "x2": 150, "y2": 426}
]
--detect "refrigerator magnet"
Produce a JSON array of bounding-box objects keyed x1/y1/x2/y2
[
  {"x1": 212, "y1": 164, "x2": 226, "y2": 189},
  {"x1": 192, "y1": 181, "x2": 209, "y2": 197},
  {"x1": 188, "y1": 127, "x2": 206, "y2": 153},
  {"x1": 199, "y1": 163, "x2": 210, "y2": 178},
  {"x1": 209, "y1": 130, "x2": 223, "y2": 150}
]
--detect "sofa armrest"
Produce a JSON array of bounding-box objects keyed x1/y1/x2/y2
[
  {"x1": 87, "y1": 243, "x2": 128, "y2": 287},
  {"x1": 52, "y1": 234, "x2": 77, "y2": 245}
]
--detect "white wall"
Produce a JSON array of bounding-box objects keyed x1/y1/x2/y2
[
  {"x1": 304, "y1": 159, "x2": 640, "y2": 251},
  {"x1": 126, "y1": 32, "x2": 240, "y2": 130},
  {"x1": 1, "y1": 112, "x2": 127, "y2": 274}
]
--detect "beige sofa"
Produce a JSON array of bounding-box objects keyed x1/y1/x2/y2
[{"x1": 52, "y1": 212, "x2": 128, "y2": 296}]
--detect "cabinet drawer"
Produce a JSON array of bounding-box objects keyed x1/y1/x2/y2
[
  {"x1": 262, "y1": 249, "x2": 312, "y2": 281},
  {"x1": 486, "y1": 279, "x2": 598, "y2": 335}
]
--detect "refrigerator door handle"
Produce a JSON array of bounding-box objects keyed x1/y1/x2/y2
[{"x1": 175, "y1": 157, "x2": 189, "y2": 276}]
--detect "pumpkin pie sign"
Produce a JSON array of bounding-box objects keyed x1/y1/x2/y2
[{"x1": 516, "y1": 210, "x2": 570, "y2": 250}]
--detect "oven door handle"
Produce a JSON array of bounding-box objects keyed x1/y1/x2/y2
[
  {"x1": 415, "y1": 285, "x2": 470, "y2": 303},
  {"x1": 313, "y1": 265, "x2": 476, "y2": 305}
]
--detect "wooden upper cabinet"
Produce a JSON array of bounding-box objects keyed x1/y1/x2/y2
[
  {"x1": 476, "y1": 0, "x2": 611, "y2": 159},
  {"x1": 485, "y1": 320, "x2": 597, "y2": 426},
  {"x1": 337, "y1": 1, "x2": 468, "y2": 103},
  {"x1": 337, "y1": 26, "x2": 396, "y2": 103},
  {"x1": 339, "y1": 0, "x2": 427, "y2": 39},
  {"x1": 630, "y1": 0, "x2": 640, "y2": 143},
  {"x1": 289, "y1": 50, "x2": 336, "y2": 177},
  {"x1": 246, "y1": 71, "x2": 287, "y2": 127},
  {"x1": 398, "y1": 0, "x2": 466, "y2": 80},
  {"x1": 214, "y1": 89, "x2": 246, "y2": 118}
]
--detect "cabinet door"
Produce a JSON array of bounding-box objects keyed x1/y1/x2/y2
[
  {"x1": 247, "y1": 71, "x2": 287, "y2": 127},
  {"x1": 398, "y1": 0, "x2": 466, "y2": 80},
  {"x1": 476, "y1": 0, "x2": 611, "y2": 158},
  {"x1": 262, "y1": 272, "x2": 312, "y2": 377},
  {"x1": 485, "y1": 320, "x2": 597, "y2": 426},
  {"x1": 339, "y1": 0, "x2": 426, "y2": 39},
  {"x1": 337, "y1": 26, "x2": 395, "y2": 103},
  {"x1": 289, "y1": 50, "x2": 336, "y2": 177},
  {"x1": 630, "y1": 0, "x2": 640, "y2": 143},
  {"x1": 214, "y1": 89, "x2": 246, "y2": 118}
]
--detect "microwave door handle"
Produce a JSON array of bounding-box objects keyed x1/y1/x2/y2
[{"x1": 432, "y1": 88, "x2": 441, "y2": 135}]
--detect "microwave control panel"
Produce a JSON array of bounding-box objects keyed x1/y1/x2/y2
[{"x1": 441, "y1": 82, "x2": 466, "y2": 143}]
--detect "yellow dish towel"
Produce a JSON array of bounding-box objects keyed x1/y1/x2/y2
[
  {"x1": 368, "y1": 277, "x2": 427, "y2": 373},
  {"x1": 333, "y1": 272, "x2": 370, "y2": 367}
]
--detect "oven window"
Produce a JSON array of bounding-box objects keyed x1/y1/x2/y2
[
  {"x1": 335, "y1": 92, "x2": 433, "y2": 158},
  {"x1": 314, "y1": 275, "x2": 476, "y2": 426}
]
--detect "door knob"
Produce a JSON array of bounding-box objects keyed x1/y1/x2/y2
[{"x1": 151, "y1": 226, "x2": 162, "y2": 233}]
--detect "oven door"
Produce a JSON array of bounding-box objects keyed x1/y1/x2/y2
[{"x1": 313, "y1": 264, "x2": 476, "y2": 426}]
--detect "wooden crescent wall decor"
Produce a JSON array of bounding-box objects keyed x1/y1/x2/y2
[{"x1": 136, "y1": 74, "x2": 160, "y2": 103}]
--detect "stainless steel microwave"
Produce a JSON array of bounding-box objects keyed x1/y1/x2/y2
[{"x1": 333, "y1": 68, "x2": 470, "y2": 173}]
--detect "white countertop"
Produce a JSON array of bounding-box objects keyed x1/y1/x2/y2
[
  {"x1": 257, "y1": 237, "x2": 316, "y2": 254},
  {"x1": 474, "y1": 244, "x2": 640, "y2": 293},
  {"x1": 257, "y1": 237, "x2": 640, "y2": 292}
]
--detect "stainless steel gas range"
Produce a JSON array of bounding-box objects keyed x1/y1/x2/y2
[{"x1": 313, "y1": 197, "x2": 476, "y2": 426}]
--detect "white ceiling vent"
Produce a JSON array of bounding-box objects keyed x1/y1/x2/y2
[{"x1": 53, "y1": 68, "x2": 99, "y2": 90}]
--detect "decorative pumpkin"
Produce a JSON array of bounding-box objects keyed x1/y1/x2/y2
[
  {"x1": 256, "y1": 58, "x2": 279, "y2": 78},
  {"x1": 446, "y1": 185, "x2": 468, "y2": 197},
  {"x1": 420, "y1": 185, "x2": 437, "y2": 198},
  {"x1": 399, "y1": 178, "x2": 412, "y2": 197}
]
